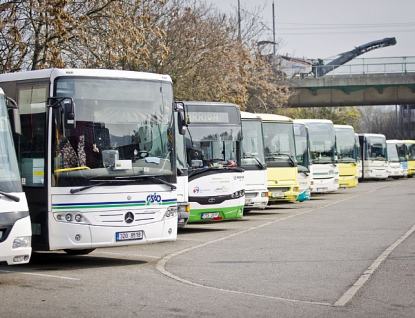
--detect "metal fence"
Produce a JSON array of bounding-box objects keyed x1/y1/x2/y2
[{"x1": 313, "y1": 56, "x2": 415, "y2": 77}]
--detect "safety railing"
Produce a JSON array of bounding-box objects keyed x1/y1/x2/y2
[{"x1": 313, "y1": 56, "x2": 415, "y2": 77}]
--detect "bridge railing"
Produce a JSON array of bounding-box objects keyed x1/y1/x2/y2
[{"x1": 313, "y1": 56, "x2": 415, "y2": 77}]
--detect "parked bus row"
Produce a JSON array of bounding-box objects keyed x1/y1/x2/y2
[{"x1": 1, "y1": 68, "x2": 414, "y2": 265}]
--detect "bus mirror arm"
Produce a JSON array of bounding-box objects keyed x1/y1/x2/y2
[
  {"x1": 178, "y1": 110, "x2": 186, "y2": 135},
  {"x1": 174, "y1": 102, "x2": 187, "y2": 135},
  {"x1": 47, "y1": 97, "x2": 76, "y2": 129},
  {"x1": 5, "y1": 96, "x2": 22, "y2": 135}
]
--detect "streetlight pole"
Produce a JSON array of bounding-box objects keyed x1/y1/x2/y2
[
  {"x1": 238, "y1": 0, "x2": 241, "y2": 40},
  {"x1": 272, "y1": 1, "x2": 276, "y2": 55}
]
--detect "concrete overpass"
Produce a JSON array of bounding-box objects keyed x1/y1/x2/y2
[{"x1": 283, "y1": 57, "x2": 415, "y2": 107}]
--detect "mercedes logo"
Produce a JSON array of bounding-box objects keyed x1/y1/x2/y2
[
  {"x1": 208, "y1": 198, "x2": 216, "y2": 203},
  {"x1": 124, "y1": 212, "x2": 134, "y2": 224}
]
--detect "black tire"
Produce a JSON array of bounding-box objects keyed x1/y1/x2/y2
[{"x1": 64, "y1": 248, "x2": 96, "y2": 255}]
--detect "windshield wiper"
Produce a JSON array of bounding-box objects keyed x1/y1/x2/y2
[
  {"x1": 254, "y1": 157, "x2": 265, "y2": 169},
  {"x1": 70, "y1": 179, "x2": 137, "y2": 194},
  {"x1": 243, "y1": 156, "x2": 265, "y2": 169},
  {"x1": 70, "y1": 181, "x2": 112, "y2": 194},
  {"x1": 0, "y1": 189, "x2": 20, "y2": 202},
  {"x1": 269, "y1": 153, "x2": 296, "y2": 166},
  {"x1": 115, "y1": 175, "x2": 176, "y2": 190}
]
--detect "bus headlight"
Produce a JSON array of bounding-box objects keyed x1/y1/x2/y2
[
  {"x1": 12, "y1": 236, "x2": 31, "y2": 249},
  {"x1": 231, "y1": 190, "x2": 245, "y2": 198},
  {"x1": 177, "y1": 204, "x2": 190, "y2": 213},
  {"x1": 54, "y1": 212, "x2": 90, "y2": 224},
  {"x1": 164, "y1": 206, "x2": 177, "y2": 219}
]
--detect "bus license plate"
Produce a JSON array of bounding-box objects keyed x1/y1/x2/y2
[
  {"x1": 317, "y1": 188, "x2": 328, "y2": 192},
  {"x1": 116, "y1": 230, "x2": 143, "y2": 241},
  {"x1": 201, "y1": 212, "x2": 219, "y2": 219},
  {"x1": 272, "y1": 192, "x2": 284, "y2": 197}
]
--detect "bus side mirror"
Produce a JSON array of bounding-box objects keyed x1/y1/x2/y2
[
  {"x1": 5, "y1": 96, "x2": 22, "y2": 135},
  {"x1": 64, "y1": 100, "x2": 76, "y2": 130},
  {"x1": 177, "y1": 109, "x2": 186, "y2": 135},
  {"x1": 174, "y1": 102, "x2": 187, "y2": 135},
  {"x1": 47, "y1": 97, "x2": 76, "y2": 130}
]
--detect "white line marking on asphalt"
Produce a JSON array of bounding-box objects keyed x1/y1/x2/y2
[
  {"x1": 94, "y1": 251, "x2": 161, "y2": 259},
  {"x1": 0, "y1": 270, "x2": 79, "y2": 280},
  {"x1": 334, "y1": 221, "x2": 415, "y2": 307},
  {"x1": 157, "y1": 187, "x2": 385, "y2": 306}
]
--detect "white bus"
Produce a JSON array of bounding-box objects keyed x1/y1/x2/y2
[
  {"x1": 0, "y1": 69, "x2": 182, "y2": 254},
  {"x1": 355, "y1": 133, "x2": 363, "y2": 179},
  {"x1": 183, "y1": 102, "x2": 245, "y2": 222},
  {"x1": 389, "y1": 139, "x2": 408, "y2": 177},
  {"x1": 174, "y1": 104, "x2": 190, "y2": 227},
  {"x1": 293, "y1": 121, "x2": 312, "y2": 201},
  {"x1": 241, "y1": 111, "x2": 268, "y2": 210},
  {"x1": 386, "y1": 140, "x2": 404, "y2": 179},
  {"x1": 357, "y1": 133, "x2": 388, "y2": 180},
  {"x1": 0, "y1": 88, "x2": 31, "y2": 264},
  {"x1": 294, "y1": 119, "x2": 339, "y2": 193}
]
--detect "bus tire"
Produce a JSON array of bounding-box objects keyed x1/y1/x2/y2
[{"x1": 64, "y1": 249, "x2": 96, "y2": 255}]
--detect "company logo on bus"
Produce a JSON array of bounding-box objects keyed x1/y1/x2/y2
[
  {"x1": 124, "y1": 212, "x2": 134, "y2": 224},
  {"x1": 193, "y1": 186, "x2": 200, "y2": 193},
  {"x1": 146, "y1": 193, "x2": 162, "y2": 205}
]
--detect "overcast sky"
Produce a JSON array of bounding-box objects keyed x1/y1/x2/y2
[{"x1": 208, "y1": 0, "x2": 414, "y2": 60}]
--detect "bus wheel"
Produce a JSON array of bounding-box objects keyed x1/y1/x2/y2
[{"x1": 64, "y1": 249, "x2": 96, "y2": 255}]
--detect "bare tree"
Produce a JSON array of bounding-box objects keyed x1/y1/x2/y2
[{"x1": 0, "y1": 0, "x2": 167, "y2": 71}]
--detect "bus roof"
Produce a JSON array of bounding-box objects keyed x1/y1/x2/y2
[
  {"x1": 294, "y1": 119, "x2": 334, "y2": 124},
  {"x1": 240, "y1": 111, "x2": 261, "y2": 120},
  {"x1": 334, "y1": 124, "x2": 355, "y2": 130},
  {"x1": 179, "y1": 101, "x2": 240, "y2": 108},
  {"x1": 386, "y1": 139, "x2": 404, "y2": 144},
  {"x1": 358, "y1": 133, "x2": 386, "y2": 138},
  {"x1": 0, "y1": 68, "x2": 172, "y2": 83},
  {"x1": 255, "y1": 113, "x2": 293, "y2": 123}
]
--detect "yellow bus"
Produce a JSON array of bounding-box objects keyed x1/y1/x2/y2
[
  {"x1": 256, "y1": 114, "x2": 299, "y2": 203},
  {"x1": 403, "y1": 140, "x2": 415, "y2": 177},
  {"x1": 334, "y1": 125, "x2": 359, "y2": 188}
]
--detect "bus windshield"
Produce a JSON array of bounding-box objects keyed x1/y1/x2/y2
[
  {"x1": 185, "y1": 105, "x2": 242, "y2": 168},
  {"x1": 51, "y1": 77, "x2": 174, "y2": 187},
  {"x1": 335, "y1": 128, "x2": 357, "y2": 163},
  {"x1": 241, "y1": 119, "x2": 265, "y2": 166},
  {"x1": 307, "y1": 122, "x2": 336, "y2": 163},
  {"x1": 294, "y1": 123, "x2": 310, "y2": 171},
  {"x1": 386, "y1": 143, "x2": 400, "y2": 162},
  {"x1": 365, "y1": 136, "x2": 386, "y2": 160},
  {"x1": 405, "y1": 142, "x2": 415, "y2": 160},
  {"x1": 263, "y1": 122, "x2": 296, "y2": 165},
  {"x1": 0, "y1": 93, "x2": 22, "y2": 192}
]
